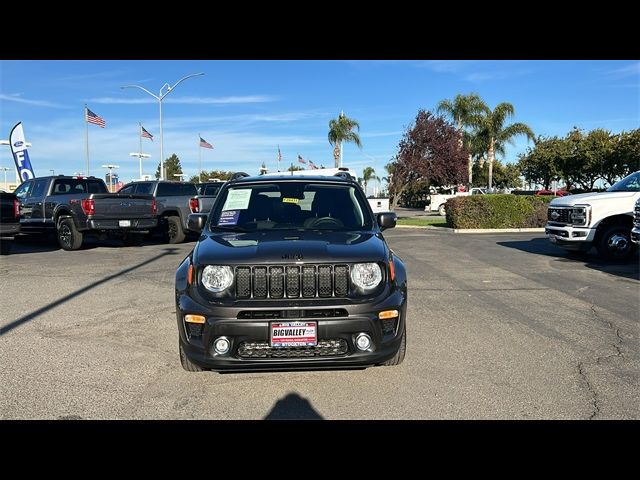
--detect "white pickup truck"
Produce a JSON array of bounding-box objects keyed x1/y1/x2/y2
[
  {"x1": 426, "y1": 188, "x2": 487, "y2": 216},
  {"x1": 545, "y1": 170, "x2": 640, "y2": 260}
]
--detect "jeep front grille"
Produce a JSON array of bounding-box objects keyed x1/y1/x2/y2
[
  {"x1": 235, "y1": 264, "x2": 350, "y2": 299},
  {"x1": 237, "y1": 339, "x2": 348, "y2": 358}
]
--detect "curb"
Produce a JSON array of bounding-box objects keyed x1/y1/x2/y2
[{"x1": 395, "y1": 225, "x2": 545, "y2": 234}]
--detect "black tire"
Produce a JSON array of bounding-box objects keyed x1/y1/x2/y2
[
  {"x1": 382, "y1": 325, "x2": 406, "y2": 366},
  {"x1": 167, "y1": 216, "x2": 186, "y2": 244},
  {"x1": 57, "y1": 217, "x2": 83, "y2": 251},
  {"x1": 179, "y1": 342, "x2": 205, "y2": 372},
  {"x1": 0, "y1": 239, "x2": 12, "y2": 255},
  {"x1": 595, "y1": 225, "x2": 637, "y2": 261},
  {"x1": 123, "y1": 232, "x2": 144, "y2": 247}
]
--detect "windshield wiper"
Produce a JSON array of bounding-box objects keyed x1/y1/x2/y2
[{"x1": 211, "y1": 225, "x2": 250, "y2": 232}]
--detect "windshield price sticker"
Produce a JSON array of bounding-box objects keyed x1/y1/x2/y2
[
  {"x1": 282, "y1": 197, "x2": 299, "y2": 204},
  {"x1": 223, "y1": 189, "x2": 252, "y2": 211},
  {"x1": 218, "y1": 210, "x2": 240, "y2": 226}
]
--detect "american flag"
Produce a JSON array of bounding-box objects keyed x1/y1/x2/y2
[
  {"x1": 200, "y1": 136, "x2": 213, "y2": 149},
  {"x1": 309, "y1": 160, "x2": 318, "y2": 170},
  {"x1": 297, "y1": 154, "x2": 307, "y2": 165},
  {"x1": 86, "y1": 108, "x2": 105, "y2": 128},
  {"x1": 141, "y1": 125, "x2": 153, "y2": 141}
]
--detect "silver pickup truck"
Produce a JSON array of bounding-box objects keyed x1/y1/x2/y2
[{"x1": 194, "y1": 181, "x2": 225, "y2": 215}]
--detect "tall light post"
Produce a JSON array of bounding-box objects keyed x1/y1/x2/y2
[
  {"x1": 173, "y1": 173, "x2": 187, "y2": 182},
  {"x1": 129, "y1": 152, "x2": 151, "y2": 180},
  {"x1": 101, "y1": 164, "x2": 120, "y2": 192},
  {"x1": 121, "y1": 73, "x2": 205, "y2": 181},
  {"x1": 1, "y1": 166, "x2": 11, "y2": 191}
]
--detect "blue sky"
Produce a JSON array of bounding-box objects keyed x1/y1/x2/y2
[{"x1": 1, "y1": 60, "x2": 638, "y2": 186}]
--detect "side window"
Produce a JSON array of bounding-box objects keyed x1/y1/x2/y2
[
  {"x1": 135, "y1": 183, "x2": 154, "y2": 195},
  {"x1": 156, "y1": 183, "x2": 175, "y2": 196},
  {"x1": 87, "y1": 180, "x2": 108, "y2": 193},
  {"x1": 52, "y1": 180, "x2": 72, "y2": 195},
  {"x1": 118, "y1": 184, "x2": 136, "y2": 194},
  {"x1": 13, "y1": 181, "x2": 33, "y2": 200},
  {"x1": 30, "y1": 179, "x2": 49, "y2": 198}
]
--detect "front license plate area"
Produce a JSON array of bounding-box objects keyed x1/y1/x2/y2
[
  {"x1": 119, "y1": 220, "x2": 131, "y2": 227},
  {"x1": 548, "y1": 234, "x2": 557, "y2": 243},
  {"x1": 271, "y1": 321, "x2": 317, "y2": 347}
]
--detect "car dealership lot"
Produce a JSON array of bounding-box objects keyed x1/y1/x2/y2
[{"x1": 1, "y1": 230, "x2": 638, "y2": 419}]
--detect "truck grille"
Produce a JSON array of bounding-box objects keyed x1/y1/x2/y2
[
  {"x1": 237, "y1": 339, "x2": 348, "y2": 358},
  {"x1": 547, "y1": 207, "x2": 571, "y2": 225},
  {"x1": 634, "y1": 202, "x2": 640, "y2": 228},
  {"x1": 235, "y1": 264, "x2": 350, "y2": 299}
]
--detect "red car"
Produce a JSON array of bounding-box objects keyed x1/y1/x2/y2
[{"x1": 536, "y1": 189, "x2": 571, "y2": 197}]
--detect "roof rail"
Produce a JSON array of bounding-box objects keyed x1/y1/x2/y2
[{"x1": 230, "y1": 172, "x2": 250, "y2": 181}]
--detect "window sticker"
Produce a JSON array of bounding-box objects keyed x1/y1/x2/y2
[
  {"x1": 282, "y1": 197, "x2": 299, "y2": 204},
  {"x1": 218, "y1": 210, "x2": 240, "y2": 226},
  {"x1": 223, "y1": 189, "x2": 252, "y2": 211}
]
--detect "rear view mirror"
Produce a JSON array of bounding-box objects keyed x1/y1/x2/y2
[
  {"x1": 188, "y1": 213, "x2": 208, "y2": 233},
  {"x1": 377, "y1": 212, "x2": 397, "y2": 231}
]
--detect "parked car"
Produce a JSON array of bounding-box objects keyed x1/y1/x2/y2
[
  {"x1": 427, "y1": 187, "x2": 487, "y2": 216},
  {"x1": 193, "y1": 181, "x2": 226, "y2": 215},
  {"x1": 545, "y1": 170, "x2": 640, "y2": 260},
  {"x1": 12, "y1": 176, "x2": 157, "y2": 250},
  {"x1": 0, "y1": 191, "x2": 21, "y2": 254},
  {"x1": 175, "y1": 172, "x2": 407, "y2": 372},
  {"x1": 536, "y1": 189, "x2": 572, "y2": 197},
  {"x1": 631, "y1": 198, "x2": 640, "y2": 245},
  {"x1": 118, "y1": 180, "x2": 198, "y2": 243}
]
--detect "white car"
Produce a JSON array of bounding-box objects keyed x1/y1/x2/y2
[
  {"x1": 631, "y1": 198, "x2": 640, "y2": 245},
  {"x1": 545, "y1": 171, "x2": 640, "y2": 260}
]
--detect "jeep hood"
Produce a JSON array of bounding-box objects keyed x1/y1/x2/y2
[
  {"x1": 194, "y1": 230, "x2": 387, "y2": 265},
  {"x1": 550, "y1": 191, "x2": 638, "y2": 206}
]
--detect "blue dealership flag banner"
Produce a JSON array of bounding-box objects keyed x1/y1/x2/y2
[{"x1": 9, "y1": 122, "x2": 35, "y2": 183}]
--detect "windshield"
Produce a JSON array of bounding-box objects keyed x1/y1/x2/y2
[
  {"x1": 607, "y1": 171, "x2": 640, "y2": 192},
  {"x1": 209, "y1": 182, "x2": 373, "y2": 232}
]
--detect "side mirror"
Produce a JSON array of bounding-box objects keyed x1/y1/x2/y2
[
  {"x1": 377, "y1": 212, "x2": 397, "y2": 231},
  {"x1": 187, "y1": 213, "x2": 208, "y2": 233}
]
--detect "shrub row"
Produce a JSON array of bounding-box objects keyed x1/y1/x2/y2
[{"x1": 445, "y1": 194, "x2": 553, "y2": 229}]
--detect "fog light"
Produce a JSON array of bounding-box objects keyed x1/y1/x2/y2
[
  {"x1": 355, "y1": 333, "x2": 372, "y2": 351},
  {"x1": 213, "y1": 337, "x2": 230, "y2": 355}
]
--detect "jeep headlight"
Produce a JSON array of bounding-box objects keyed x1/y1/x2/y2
[
  {"x1": 201, "y1": 265, "x2": 234, "y2": 292},
  {"x1": 350, "y1": 263, "x2": 382, "y2": 290},
  {"x1": 570, "y1": 205, "x2": 590, "y2": 226}
]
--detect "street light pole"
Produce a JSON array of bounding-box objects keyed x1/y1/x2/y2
[
  {"x1": 1, "y1": 167, "x2": 10, "y2": 191},
  {"x1": 121, "y1": 73, "x2": 204, "y2": 181},
  {"x1": 129, "y1": 152, "x2": 151, "y2": 179},
  {"x1": 101, "y1": 164, "x2": 120, "y2": 192}
]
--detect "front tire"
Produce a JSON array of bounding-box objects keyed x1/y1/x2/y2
[
  {"x1": 438, "y1": 204, "x2": 446, "y2": 216},
  {"x1": 57, "y1": 217, "x2": 83, "y2": 251},
  {"x1": 179, "y1": 342, "x2": 205, "y2": 372},
  {"x1": 167, "y1": 216, "x2": 186, "y2": 244},
  {"x1": 595, "y1": 225, "x2": 637, "y2": 261},
  {"x1": 382, "y1": 326, "x2": 406, "y2": 366}
]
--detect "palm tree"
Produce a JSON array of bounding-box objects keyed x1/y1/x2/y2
[
  {"x1": 328, "y1": 112, "x2": 362, "y2": 168},
  {"x1": 436, "y1": 93, "x2": 488, "y2": 186},
  {"x1": 474, "y1": 103, "x2": 535, "y2": 192},
  {"x1": 462, "y1": 131, "x2": 488, "y2": 185},
  {"x1": 362, "y1": 166, "x2": 376, "y2": 195}
]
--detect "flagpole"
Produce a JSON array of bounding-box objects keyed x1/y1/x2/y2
[
  {"x1": 139, "y1": 123, "x2": 143, "y2": 179},
  {"x1": 277, "y1": 145, "x2": 281, "y2": 172},
  {"x1": 198, "y1": 134, "x2": 202, "y2": 183},
  {"x1": 85, "y1": 105, "x2": 89, "y2": 176}
]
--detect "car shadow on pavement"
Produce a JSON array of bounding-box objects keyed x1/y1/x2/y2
[
  {"x1": 263, "y1": 392, "x2": 324, "y2": 420},
  {"x1": 497, "y1": 238, "x2": 639, "y2": 281},
  {"x1": 0, "y1": 247, "x2": 181, "y2": 336}
]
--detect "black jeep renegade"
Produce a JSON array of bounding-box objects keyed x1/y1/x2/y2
[{"x1": 175, "y1": 172, "x2": 407, "y2": 371}]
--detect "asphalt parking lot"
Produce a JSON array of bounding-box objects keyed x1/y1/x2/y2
[{"x1": 1, "y1": 229, "x2": 638, "y2": 419}]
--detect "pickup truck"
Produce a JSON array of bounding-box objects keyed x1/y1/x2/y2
[
  {"x1": 631, "y1": 198, "x2": 640, "y2": 245},
  {"x1": 12, "y1": 176, "x2": 157, "y2": 250},
  {"x1": 426, "y1": 187, "x2": 487, "y2": 216},
  {"x1": 0, "y1": 191, "x2": 21, "y2": 255},
  {"x1": 545, "y1": 170, "x2": 640, "y2": 261},
  {"x1": 118, "y1": 180, "x2": 198, "y2": 243},
  {"x1": 193, "y1": 181, "x2": 225, "y2": 215}
]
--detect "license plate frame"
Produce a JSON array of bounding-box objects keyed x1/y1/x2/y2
[
  {"x1": 119, "y1": 220, "x2": 131, "y2": 227},
  {"x1": 270, "y1": 321, "x2": 317, "y2": 348}
]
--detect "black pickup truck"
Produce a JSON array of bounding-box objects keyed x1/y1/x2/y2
[
  {"x1": 12, "y1": 175, "x2": 158, "y2": 250},
  {"x1": 0, "y1": 191, "x2": 21, "y2": 255}
]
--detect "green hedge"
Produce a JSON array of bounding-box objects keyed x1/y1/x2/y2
[{"x1": 446, "y1": 195, "x2": 553, "y2": 229}]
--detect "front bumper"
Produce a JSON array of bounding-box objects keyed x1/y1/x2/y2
[
  {"x1": 631, "y1": 227, "x2": 640, "y2": 245},
  {"x1": 176, "y1": 290, "x2": 407, "y2": 371},
  {"x1": 86, "y1": 218, "x2": 157, "y2": 232},
  {"x1": 545, "y1": 224, "x2": 595, "y2": 251},
  {"x1": 0, "y1": 222, "x2": 20, "y2": 237}
]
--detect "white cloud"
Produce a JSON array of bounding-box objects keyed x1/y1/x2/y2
[
  {"x1": 92, "y1": 95, "x2": 277, "y2": 105},
  {"x1": 0, "y1": 94, "x2": 68, "y2": 109},
  {"x1": 604, "y1": 61, "x2": 640, "y2": 78}
]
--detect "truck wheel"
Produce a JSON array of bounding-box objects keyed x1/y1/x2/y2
[
  {"x1": 0, "y1": 239, "x2": 12, "y2": 255},
  {"x1": 57, "y1": 217, "x2": 83, "y2": 251},
  {"x1": 596, "y1": 225, "x2": 637, "y2": 261},
  {"x1": 438, "y1": 204, "x2": 446, "y2": 216},
  {"x1": 179, "y1": 342, "x2": 205, "y2": 372},
  {"x1": 382, "y1": 326, "x2": 406, "y2": 366},
  {"x1": 123, "y1": 232, "x2": 144, "y2": 246},
  {"x1": 167, "y1": 216, "x2": 186, "y2": 244}
]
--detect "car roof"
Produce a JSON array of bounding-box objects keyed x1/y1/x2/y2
[{"x1": 231, "y1": 174, "x2": 357, "y2": 185}]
